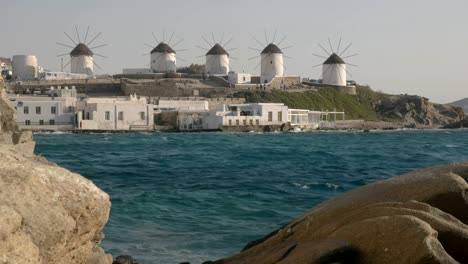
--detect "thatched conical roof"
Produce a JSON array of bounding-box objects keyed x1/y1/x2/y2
[
  {"x1": 70, "y1": 43, "x2": 93, "y2": 57},
  {"x1": 206, "y1": 43, "x2": 229, "y2": 56},
  {"x1": 324, "y1": 53, "x2": 345, "y2": 64},
  {"x1": 261, "y1": 43, "x2": 283, "y2": 54},
  {"x1": 151, "y1": 42, "x2": 176, "y2": 54}
]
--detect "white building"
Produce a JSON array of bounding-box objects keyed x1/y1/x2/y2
[
  {"x1": 228, "y1": 72, "x2": 251, "y2": 84},
  {"x1": 41, "y1": 71, "x2": 89, "y2": 81},
  {"x1": 12, "y1": 55, "x2": 38, "y2": 81},
  {"x1": 157, "y1": 100, "x2": 209, "y2": 111},
  {"x1": 150, "y1": 42, "x2": 177, "y2": 73},
  {"x1": 178, "y1": 103, "x2": 289, "y2": 131},
  {"x1": 260, "y1": 44, "x2": 284, "y2": 83},
  {"x1": 76, "y1": 94, "x2": 154, "y2": 131},
  {"x1": 10, "y1": 87, "x2": 77, "y2": 131},
  {"x1": 70, "y1": 43, "x2": 94, "y2": 75},
  {"x1": 322, "y1": 53, "x2": 347, "y2": 86},
  {"x1": 205, "y1": 43, "x2": 229, "y2": 75}
]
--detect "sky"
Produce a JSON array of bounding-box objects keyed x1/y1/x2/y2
[{"x1": 1, "y1": 0, "x2": 467, "y2": 103}]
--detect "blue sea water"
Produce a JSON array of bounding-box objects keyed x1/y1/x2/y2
[{"x1": 34, "y1": 130, "x2": 468, "y2": 264}]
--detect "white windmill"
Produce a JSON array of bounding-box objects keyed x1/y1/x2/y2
[
  {"x1": 312, "y1": 38, "x2": 358, "y2": 87},
  {"x1": 249, "y1": 30, "x2": 292, "y2": 84},
  {"x1": 196, "y1": 33, "x2": 236, "y2": 75},
  {"x1": 145, "y1": 32, "x2": 184, "y2": 73},
  {"x1": 57, "y1": 26, "x2": 107, "y2": 76}
]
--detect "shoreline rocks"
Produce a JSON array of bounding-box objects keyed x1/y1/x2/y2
[{"x1": 214, "y1": 162, "x2": 468, "y2": 264}]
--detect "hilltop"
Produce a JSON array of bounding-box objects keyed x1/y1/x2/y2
[
  {"x1": 449, "y1": 97, "x2": 468, "y2": 113},
  {"x1": 234, "y1": 86, "x2": 463, "y2": 127}
]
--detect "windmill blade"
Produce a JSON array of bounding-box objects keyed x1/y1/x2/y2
[
  {"x1": 319, "y1": 64, "x2": 333, "y2": 80},
  {"x1": 346, "y1": 63, "x2": 359, "y2": 67},
  {"x1": 83, "y1": 26, "x2": 90, "y2": 44},
  {"x1": 202, "y1": 36, "x2": 212, "y2": 47},
  {"x1": 227, "y1": 48, "x2": 237, "y2": 51},
  {"x1": 318, "y1": 44, "x2": 331, "y2": 55},
  {"x1": 62, "y1": 59, "x2": 72, "y2": 70},
  {"x1": 342, "y1": 53, "x2": 358, "y2": 59},
  {"x1": 175, "y1": 49, "x2": 188, "y2": 52},
  {"x1": 75, "y1": 25, "x2": 81, "y2": 43},
  {"x1": 172, "y1": 38, "x2": 184, "y2": 48},
  {"x1": 264, "y1": 29, "x2": 269, "y2": 44},
  {"x1": 248, "y1": 55, "x2": 261, "y2": 60},
  {"x1": 64, "y1": 32, "x2": 77, "y2": 45},
  {"x1": 152, "y1": 32, "x2": 160, "y2": 44},
  {"x1": 280, "y1": 45, "x2": 293, "y2": 50},
  {"x1": 273, "y1": 55, "x2": 287, "y2": 70},
  {"x1": 92, "y1": 59, "x2": 102, "y2": 70},
  {"x1": 141, "y1": 53, "x2": 150, "y2": 56},
  {"x1": 220, "y1": 32, "x2": 225, "y2": 46},
  {"x1": 312, "y1": 53, "x2": 327, "y2": 59},
  {"x1": 196, "y1": 45, "x2": 208, "y2": 51},
  {"x1": 336, "y1": 37, "x2": 342, "y2": 54},
  {"x1": 211, "y1": 32, "x2": 216, "y2": 45},
  {"x1": 223, "y1": 37, "x2": 233, "y2": 48},
  {"x1": 57, "y1": 53, "x2": 69, "y2": 57},
  {"x1": 94, "y1": 53, "x2": 108, "y2": 58},
  {"x1": 145, "y1": 43, "x2": 154, "y2": 49},
  {"x1": 328, "y1": 37, "x2": 334, "y2": 53},
  {"x1": 311, "y1": 63, "x2": 323, "y2": 68},
  {"x1": 196, "y1": 54, "x2": 206, "y2": 58},
  {"x1": 168, "y1": 32, "x2": 175, "y2": 45},
  {"x1": 89, "y1": 44, "x2": 108, "y2": 50},
  {"x1": 176, "y1": 56, "x2": 186, "y2": 62},
  {"x1": 277, "y1": 35, "x2": 287, "y2": 46},
  {"x1": 339, "y1": 43, "x2": 352, "y2": 56},
  {"x1": 272, "y1": 29, "x2": 278, "y2": 44},
  {"x1": 252, "y1": 36, "x2": 264, "y2": 48},
  {"x1": 57, "y1": 42, "x2": 75, "y2": 49},
  {"x1": 87, "y1": 32, "x2": 102, "y2": 46},
  {"x1": 283, "y1": 55, "x2": 294, "y2": 59},
  {"x1": 230, "y1": 56, "x2": 238, "y2": 60},
  {"x1": 338, "y1": 63, "x2": 353, "y2": 77},
  {"x1": 249, "y1": 47, "x2": 262, "y2": 52},
  {"x1": 255, "y1": 54, "x2": 269, "y2": 72}
]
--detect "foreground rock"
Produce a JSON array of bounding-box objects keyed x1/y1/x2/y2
[
  {"x1": 0, "y1": 84, "x2": 112, "y2": 263},
  {"x1": 216, "y1": 163, "x2": 468, "y2": 264}
]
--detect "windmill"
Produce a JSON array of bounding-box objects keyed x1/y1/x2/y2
[
  {"x1": 196, "y1": 33, "x2": 236, "y2": 75},
  {"x1": 312, "y1": 37, "x2": 358, "y2": 86},
  {"x1": 144, "y1": 31, "x2": 184, "y2": 73},
  {"x1": 56, "y1": 26, "x2": 107, "y2": 76},
  {"x1": 249, "y1": 30, "x2": 292, "y2": 84}
]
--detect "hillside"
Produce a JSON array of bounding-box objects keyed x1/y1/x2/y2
[
  {"x1": 449, "y1": 97, "x2": 468, "y2": 113},
  {"x1": 234, "y1": 86, "x2": 463, "y2": 126}
]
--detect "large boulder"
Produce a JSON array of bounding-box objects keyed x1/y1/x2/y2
[
  {"x1": 217, "y1": 163, "x2": 468, "y2": 264},
  {"x1": 0, "y1": 144, "x2": 112, "y2": 264}
]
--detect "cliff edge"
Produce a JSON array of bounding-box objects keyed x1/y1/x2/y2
[
  {"x1": 215, "y1": 162, "x2": 468, "y2": 264},
  {"x1": 0, "y1": 79, "x2": 112, "y2": 263}
]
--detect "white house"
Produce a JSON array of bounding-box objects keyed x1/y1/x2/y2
[
  {"x1": 76, "y1": 94, "x2": 154, "y2": 131},
  {"x1": 11, "y1": 87, "x2": 77, "y2": 131},
  {"x1": 228, "y1": 72, "x2": 251, "y2": 84},
  {"x1": 157, "y1": 100, "x2": 209, "y2": 111}
]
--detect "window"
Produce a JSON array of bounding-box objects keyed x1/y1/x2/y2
[
  {"x1": 278, "y1": 111, "x2": 282, "y2": 122},
  {"x1": 36, "y1": 106, "x2": 41, "y2": 114},
  {"x1": 249, "y1": 120, "x2": 253, "y2": 125},
  {"x1": 118, "y1": 112, "x2": 124, "y2": 121},
  {"x1": 268, "y1": 111, "x2": 273, "y2": 121},
  {"x1": 228, "y1": 120, "x2": 232, "y2": 126},
  {"x1": 25, "y1": 120, "x2": 31, "y2": 126},
  {"x1": 24, "y1": 106, "x2": 29, "y2": 114},
  {"x1": 140, "y1": 112, "x2": 145, "y2": 120},
  {"x1": 68, "y1": 106, "x2": 73, "y2": 112},
  {"x1": 51, "y1": 106, "x2": 56, "y2": 114},
  {"x1": 39, "y1": 120, "x2": 44, "y2": 125},
  {"x1": 256, "y1": 119, "x2": 259, "y2": 125},
  {"x1": 105, "y1": 111, "x2": 110, "y2": 120},
  {"x1": 243, "y1": 119, "x2": 247, "y2": 125},
  {"x1": 49, "y1": 120, "x2": 55, "y2": 125},
  {"x1": 235, "y1": 119, "x2": 239, "y2": 125}
]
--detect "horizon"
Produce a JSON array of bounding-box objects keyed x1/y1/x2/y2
[{"x1": 2, "y1": 0, "x2": 467, "y2": 103}]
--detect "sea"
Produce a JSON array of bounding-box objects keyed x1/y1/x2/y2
[{"x1": 34, "y1": 129, "x2": 468, "y2": 264}]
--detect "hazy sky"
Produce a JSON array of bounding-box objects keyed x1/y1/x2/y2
[{"x1": 2, "y1": 0, "x2": 467, "y2": 103}]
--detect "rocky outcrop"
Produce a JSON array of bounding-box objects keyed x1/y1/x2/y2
[
  {"x1": 216, "y1": 163, "x2": 468, "y2": 264},
  {"x1": 0, "y1": 84, "x2": 112, "y2": 263},
  {"x1": 375, "y1": 95, "x2": 464, "y2": 126}
]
